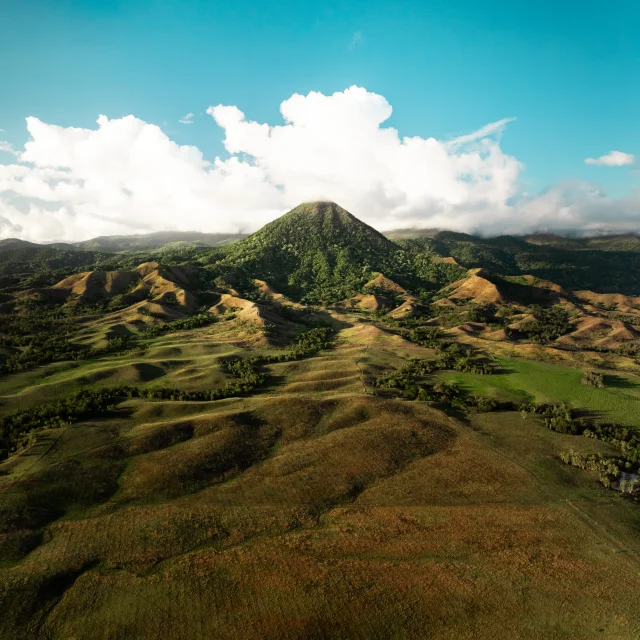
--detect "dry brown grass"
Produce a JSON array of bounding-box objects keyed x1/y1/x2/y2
[{"x1": 3, "y1": 309, "x2": 640, "y2": 639}]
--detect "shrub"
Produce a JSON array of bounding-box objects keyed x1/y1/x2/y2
[{"x1": 582, "y1": 370, "x2": 605, "y2": 388}]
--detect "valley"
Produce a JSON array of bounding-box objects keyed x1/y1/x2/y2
[{"x1": 1, "y1": 202, "x2": 640, "y2": 638}]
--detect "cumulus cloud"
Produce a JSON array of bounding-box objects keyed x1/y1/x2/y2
[
  {"x1": 207, "y1": 86, "x2": 524, "y2": 231},
  {"x1": 0, "y1": 114, "x2": 282, "y2": 241},
  {"x1": 0, "y1": 85, "x2": 638, "y2": 242},
  {"x1": 179, "y1": 112, "x2": 195, "y2": 125},
  {"x1": 585, "y1": 151, "x2": 634, "y2": 166}
]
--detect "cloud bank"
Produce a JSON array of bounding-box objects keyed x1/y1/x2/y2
[{"x1": 0, "y1": 86, "x2": 638, "y2": 242}]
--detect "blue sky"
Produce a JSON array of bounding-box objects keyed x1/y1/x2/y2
[{"x1": 0, "y1": 0, "x2": 639, "y2": 240}]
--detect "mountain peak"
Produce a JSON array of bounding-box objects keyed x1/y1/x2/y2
[
  {"x1": 270, "y1": 201, "x2": 392, "y2": 243},
  {"x1": 284, "y1": 200, "x2": 358, "y2": 220},
  {"x1": 222, "y1": 201, "x2": 398, "y2": 303}
]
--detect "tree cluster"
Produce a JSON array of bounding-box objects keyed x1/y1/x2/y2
[
  {"x1": 141, "y1": 312, "x2": 217, "y2": 337},
  {"x1": 560, "y1": 450, "x2": 639, "y2": 491},
  {"x1": 583, "y1": 422, "x2": 640, "y2": 465},
  {"x1": 519, "y1": 306, "x2": 573, "y2": 344},
  {"x1": 582, "y1": 370, "x2": 605, "y2": 388},
  {"x1": 518, "y1": 401, "x2": 587, "y2": 435},
  {"x1": 373, "y1": 358, "x2": 500, "y2": 413},
  {"x1": 403, "y1": 327, "x2": 498, "y2": 375}
]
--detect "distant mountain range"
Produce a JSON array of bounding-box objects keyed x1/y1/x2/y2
[
  {"x1": 2, "y1": 225, "x2": 640, "y2": 255},
  {"x1": 2, "y1": 204, "x2": 640, "y2": 296},
  {"x1": 0, "y1": 231, "x2": 248, "y2": 253}
]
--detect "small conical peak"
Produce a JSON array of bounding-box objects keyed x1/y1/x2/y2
[
  {"x1": 301, "y1": 200, "x2": 339, "y2": 206},
  {"x1": 289, "y1": 200, "x2": 351, "y2": 218},
  {"x1": 279, "y1": 201, "x2": 377, "y2": 233}
]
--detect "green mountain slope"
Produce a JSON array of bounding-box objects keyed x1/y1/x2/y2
[
  {"x1": 222, "y1": 201, "x2": 403, "y2": 303},
  {"x1": 398, "y1": 231, "x2": 640, "y2": 294},
  {"x1": 0, "y1": 238, "x2": 42, "y2": 250}
]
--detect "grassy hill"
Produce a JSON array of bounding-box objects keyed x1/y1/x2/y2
[{"x1": 1, "y1": 202, "x2": 640, "y2": 638}]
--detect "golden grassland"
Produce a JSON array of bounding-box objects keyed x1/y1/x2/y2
[{"x1": 1, "y1": 311, "x2": 640, "y2": 639}]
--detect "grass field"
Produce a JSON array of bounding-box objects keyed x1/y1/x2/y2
[
  {"x1": 1, "y1": 313, "x2": 640, "y2": 639},
  {"x1": 441, "y1": 356, "x2": 640, "y2": 427}
]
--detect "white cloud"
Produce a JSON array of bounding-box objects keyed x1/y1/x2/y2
[
  {"x1": 585, "y1": 151, "x2": 634, "y2": 166},
  {"x1": 207, "y1": 86, "x2": 521, "y2": 230},
  {"x1": 348, "y1": 31, "x2": 364, "y2": 51},
  {"x1": 0, "y1": 140, "x2": 18, "y2": 156},
  {"x1": 0, "y1": 85, "x2": 639, "y2": 242},
  {"x1": 179, "y1": 112, "x2": 195, "y2": 125},
  {"x1": 447, "y1": 118, "x2": 515, "y2": 147},
  {"x1": 0, "y1": 114, "x2": 282, "y2": 242}
]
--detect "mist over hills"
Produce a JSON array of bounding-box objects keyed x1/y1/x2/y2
[{"x1": 73, "y1": 230, "x2": 248, "y2": 252}]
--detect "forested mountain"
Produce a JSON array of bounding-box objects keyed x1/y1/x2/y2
[
  {"x1": 398, "y1": 230, "x2": 640, "y2": 294},
  {"x1": 221, "y1": 201, "x2": 404, "y2": 303}
]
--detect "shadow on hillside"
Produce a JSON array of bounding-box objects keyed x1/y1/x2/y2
[
  {"x1": 494, "y1": 366, "x2": 517, "y2": 376},
  {"x1": 603, "y1": 374, "x2": 639, "y2": 390},
  {"x1": 312, "y1": 309, "x2": 353, "y2": 332}
]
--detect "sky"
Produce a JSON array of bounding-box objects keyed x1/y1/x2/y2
[{"x1": 0, "y1": 0, "x2": 638, "y2": 242}]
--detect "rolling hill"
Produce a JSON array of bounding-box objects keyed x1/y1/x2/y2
[{"x1": 1, "y1": 201, "x2": 640, "y2": 638}]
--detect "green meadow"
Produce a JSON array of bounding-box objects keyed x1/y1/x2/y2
[{"x1": 442, "y1": 356, "x2": 640, "y2": 427}]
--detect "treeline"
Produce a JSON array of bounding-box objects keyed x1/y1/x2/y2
[
  {"x1": 373, "y1": 358, "x2": 500, "y2": 413},
  {"x1": 425, "y1": 302, "x2": 500, "y2": 330},
  {"x1": 403, "y1": 326, "x2": 498, "y2": 375},
  {"x1": 0, "y1": 371, "x2": 260, "y2": 462},
  {"x1": 0, "y1": 333, "x2": 146, "y2": 377},
  {"x1": 0, "y1": 336, "x2": 98, "y2": 376},
  {"x1": 141, "y1": 312, "x2": 217, "y2": 337},
  {"x1": 218, "y1": 327, "x2": 334, "y2": 372},
  {"x1": 0, "y1": 308, "x2": 106, "y2": 375},
  {"x1": 560, "y1": 450, "x2": 639, "y2": 492},
  {"x1": 0, "y1": 328, "x2": 335, "y2": 462},
  {"x1": 268, "y1": 304, "x2": 330, "y2": 329},
  {"x1": 520, "y1": 401, "x2": 640, "y2": 491},
  {"x1": 584, "y1": 422, "x2": 640, "y2": 465},
  {"x1": 0, "y1": 389, "x2": 123, "y2": 460},
  {"x1": 0, "y1": 310, "x2": 70, "y2": 346},
  {"x1": 0, "y1": 311, "x2": 219, "y2": 377}
]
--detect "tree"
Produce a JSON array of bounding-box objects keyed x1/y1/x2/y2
[{"x1": 582, "y1": 370, "x2": 605, "y2": 388}]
